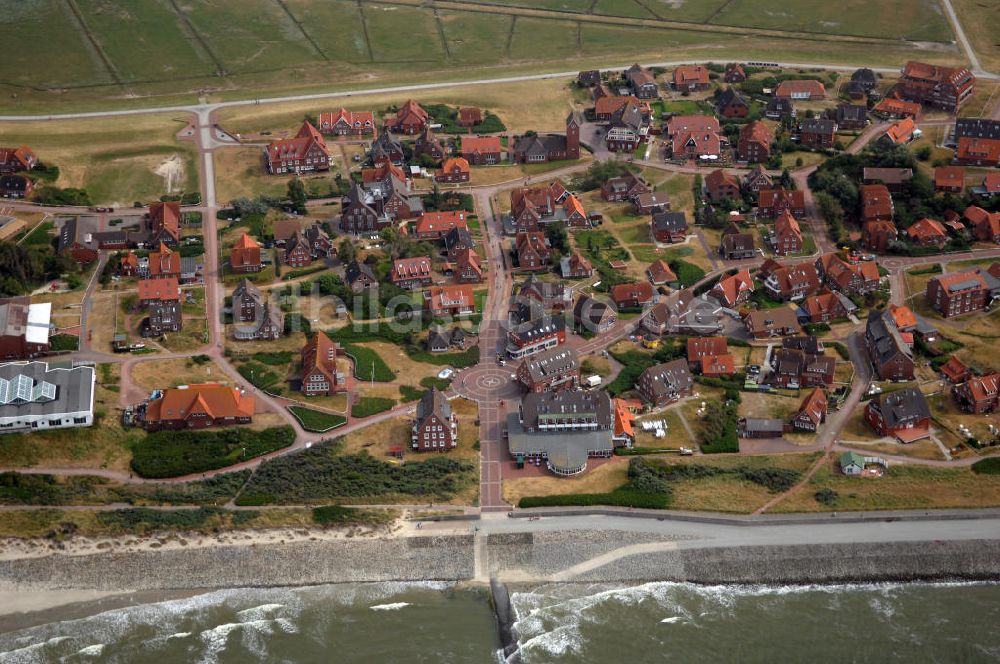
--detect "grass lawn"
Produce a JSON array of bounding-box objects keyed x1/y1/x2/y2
[
  {"x1": 0, "y1": 114, "x2": 199, "y2": 205},
  {"x1": 289, "y1": 406, "x2": 347, "y2": 432},
  {"x1": 130, "y1": 357, "x2": 230, "y2": 392},
  {"x1": 351, "y1": 395, "x2": 396, "y2": 418},
  {"x1": 503, "y1": 458, "x2": 629, "y2": 506},
  {"x1": 771, "y1": 460, "x2": 1000, "y2": 513},
  {"x1": 157, "y1": 318, "x2": 209, "y2": 353}
]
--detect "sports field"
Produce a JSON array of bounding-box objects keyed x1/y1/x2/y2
[{"x1": 0, "y1": 0, "x2": 960, "y2": 113}]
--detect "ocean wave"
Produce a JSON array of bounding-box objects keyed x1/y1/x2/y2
[{"x1": 369, "y1": 602, "x2": 411, "y2": 611}]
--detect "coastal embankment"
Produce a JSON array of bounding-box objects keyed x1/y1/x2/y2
[{"x1": 2, "y1": 528, "x2": 999, "y2": 594}]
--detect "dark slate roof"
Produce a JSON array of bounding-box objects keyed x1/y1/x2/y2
[
  {"x1": 444, "y1": 227, "x2": 474, "y2": 251},
  {"x1": 416, "y1": 388, "x2": 451, "y2": 423},
  {"x1": 716, "y1": 87, "x2": 748, "y2": 112},
  {"x1": 0, "y1": 361, "x2": 94, "y2": 420},
  {"x1": 836, "y1": 103, "x2": 868, "y2": 123},
  {"x1": 514, "y1": 134, "x2": 568, "y2": 156},
  {"x1": 651, "y1": 211, "x2": 688, "y2": 233},
  {"x1": 955, "y1": 118, "x2": 1000, "y2": 141},
  {"x1": 640, "y1": 359, "x2": 694, "y2": 400},
  {"x1": 573, "y1": 295, "x2": 616, "y2": 328},
  {"x1": 801, "y1": 118, "x2": 837, "y2": 134},
  {"x1": 866, "y1": 309, "x2": 912, "y2": 365},
  {"x1": 741, "y1": 418, "x2": 785, "y2": 434},
  {"x1": 782, "y1": 335, "x2": 823, "y2": 355},
  {"x1": 765, "y1": 98, "x2": 795, "y2": 116},
  {"x1": 872, "y1": 387, "x2": 930, "y2": 428},
  {"x1": 346, "y1": 260, "x2": 376, "y2": 285},
  {"x1": 521, "y1": 347, "x2": 579, "y2": 383}
]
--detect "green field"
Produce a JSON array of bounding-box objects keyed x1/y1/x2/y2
[{"x1": 0, "y1": 0, "x2": 962, "y2": 113}]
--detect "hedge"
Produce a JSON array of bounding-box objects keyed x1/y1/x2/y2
[
  {"x1": 130, "y1": 426, "x2": 295, "y2": 478},
  {"x1": 351, "y1": 396, "x2": 396, "y2": 418},
  {"x1": 519, "y1": 489, "x2": 669, "y2": 509}
]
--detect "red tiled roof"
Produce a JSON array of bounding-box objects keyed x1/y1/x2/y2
[
  {"x1": 145, "y1": 384, "x2": 254, "y2": 424},
  {"x1": 883, "y1": 117, "x2": 916, "y2": 144},
  {"x1": 137, "y1": 277, "x2": 179, "y2": 301},
  {"x1": 774, "y1": 210, "x2": 802, "y2": 241},
  {"x1": 957, "y1": 137, "x2": 1000, "y2": 163},
  {"x1": 425, "y1": 284, "x2": 475, "y2": 311},
  {"x1": 687, "y1": 336, "x2": 728, "y2": 360},
  {"x1": 874, "y1": 97, "x2": 921, "y2": 117},
  {"x1": 391, "y1": 256, "x2": 433, "y2": 281},
  {"x1": 775, "y1": 80, "x2": 826, "y2": 97},
  {"x1": 673, "y1": 64, "x2": 709, "y2": 86},
  {"x1": 414, "y1": 211, "x2": 468, "y2": 236},
  {"x1": 647, "y1": 259, "x2": 677, "y2": 284},
  {"x1": 266, "y1": 121, "x2": 328, "y2": 163},
  {"x1": 889, "y1": 304, "x2": 917, "y2": 330},
  {"x1": 932, "y1": 270, "x2": 989, "y2": 294},
  {"x1": 595, "y1": 95, "x2": 640, "y2": 117},
  {"x1": 860, "y1": 184, "x2": 893, "y2": 220},
  {"x1": 461, "y1": 136, "x2": 502, "y2": 154},
  {"x1": 758, "y1": 187, "x2": 805, "y2": 210},
  {"x1": 935, "y1": 166, "x2": 965, "y2": 189},
  {"x1": 983, "y1": 173, "x2": 1000, "y2": 194},
  {"x1": 711, "y1": 269, "x2": 754, "y2": 306},
  {"x1": 907, "y1": 218, "x2": 947, "y2": 242},
  {"x1": 148, "y1": 243, "x2": 181, "y2": 277},
  {"x1": 318, "y1": 108, "x2": 375, "y2": 130},
  {"x1": 740, "y1": 120, "x2": 772, "y2": 145},
  {"x1": 610, "y1": 281, "x2": 655, "y2": 306},
  {"x1": 148, "y1": 201, "x2": 181, "y2": 242},
  {"x1": 701, "y1": 354, "x2": 735, "y2": 376},
  {"x1": 939, "y1": 355, "x2": 970, "y2": 383},
  {"x1": 459, "y1": 107, "x2": 482, "y2": 125}
]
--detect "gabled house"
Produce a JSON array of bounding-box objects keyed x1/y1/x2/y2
[
  {"x1": 517, "y1": 275, "x2": 571, "y2": 311},
  {"x1": 874, "y1": 96, "x2": 921, "y2": 120},
  {"x1": 775, "y1": 80, "x2": 826, "y2": 100},
  {"x1": 799, "y1": 118, "x2": 837, "y2": 149},
  {"x1": 458, "y1": 106, "x2": 483, "y2": 128},
  {"x1": 764, "y1": 97, "x2": 796, "y2": 121},
  {"x1": 140, "y1": 384, "x2": 253, "y2": 431},
  {"x1": 301, "y1": 331, "x2": 347, "y2": 396},
  {"x1": 939, "y1": 355, "x2": 971, "y2": 384},
  {"x1": 792, "y1": 388, "x2": 828, "y2": 432},
  {"x1": 147, "y1": 201, "x2": 181, "y2": 245},
  {"x1": 610, "y1": 281, "x2": 655, "y2": 309},
  {"x1": 370, "y1": 131, "x2": 405, "y2": 165},
  {"x1": 761, "y1": 261, "x2": 821, "y2": 301},
  {"x1": 666, "y1": 115, "x2": 723, "y2": 159},
  {"x1": 742, "y1": 165, "x2": 773, "y2": 195},
  {"x1": 444, "y1": 226, "x2": 475, "y2": 258},
  {"x1": 0, "y1": 145, "x2": 36, "y2": 175},
  {"x1": 710, "y1": 269, "x2": 754, "y2": 307},
  {"x1": 724, "y1": 63, "x2": 746, "y2": 83},
  {"x1": 411, "y1": 388, "x2": 457, "y2": 451},
  {"x1": 835, "y1": 103, "x2": 868, "y2": 130},
  {"x1": 506, "y1": 313, "x2": 566, "y2": 359},
  {"x1": 955, "y1": 137, "x2": 1000, "y2": 167},
  {"x1": 0, "y1": 175, "x2": 32, "y2": 199},
  {"x1": 671, "y1": 64, "x2": 709, "y2": 92},
  {"x1": 511, "y1": 112, "x2": 582, "y2": 163},
  {"x1": 719, "y1": 223, "x2": 756, "y2": 260},
  {"x1": 601, "y1": 173, "x2": 648, "y2": 202},
  {"x1": 965, "y1": 205, "x2": 1000, "y2": 243},
  {"x1": 424, "y1": 284, "x2": 475, "y2": 317},
  {"x1": 637, "y1": 359, "x2": 694, "y2": 407},
  {"x1": 413, "y1": 210, "x2": 468, "y2": 240},
  {"x1": 686, "y1": 336, "x2": 728, "y2": 370},
  {"x1": 57, "y1": 218, "x2": 98, "y2": 265},
  {"x1": 737, "y1": 120, "x2": 773, "y2": 163},
  {"x1": 383, "y1": 99, "x2": 430, "y2": 135},
  {"x1": 390, "y1": 256, "x2": 433, "y2": 289},
  {"x1": 953, "y1": 373, "x2": 1000, "y2": 414},
  {"x1": 141, "y1": 298, "x2": 182, "y2": 337},
  {"x1": 816, "y1": 253, "x2": 881, "y2": 294},
  {"x1": 413, "y1": 126, "x2": 446, "y2": 163},
  {"x1": 768, "y1": 344, "x2": 836, "y2": 388},
  {"x1": 436, "y1": 157, "x2": 470, "y2": 184},
  {"x1": 717, "y1": 88, "x2": 750, "y2": 119},
  {"x1": 633, "y1": 191, "x2": 670, "y2": 216},
  {"x1": 561, "y1": 251, "x2": 593, "y2": 279},
  {"x1": 137, "y1": 277, "x2": 180, "y2": 307},
  {"x1": 573, "y1": 295, "x2": 617, "y2": 333},
  {"x1": 757, "y1": 187, "x2": 805, "y2": 218},
  {"x1": 318, "y1": 108, "x2": 376, "y2": 136},
  {"x1": 646, "y1": 259, "x2": 677, "y2": 286},
  {"x1": 770, "y1": 210, "x2": 803, "y2": 255},
  {"x1": 743, "y1": 307, "x2": 801, "y2": 339},
  {"x1": 865, "y1": 387, "x2": 931, "y2": 442},
  {"x1": 864, "y1": 309, "x2": 914, "y2": 381},
  {"x1": 509, "y1": 180, "x2": 570, "y2": 232},
  {"x1": 514, "y1": 231, "x2": 550, "y2": 272},
  {"x1": 926, "y1": 269, "x2": 998, "y2": 318},
  {"x1": 705, "y1": 169, "x2": 741, "y2": 203},
  {"x1": 863, "y1": 167, "x2": 913, "y2": 194},
  {"x1": 461, "y1": 136, "x2": 503, "y2": 165},
  {"x1": 453, "y1": 247, "x2": 484, "y2": 284},
  {"x1": 264, "y1": 121, "x2": 330, "y2": 174},
  {"x1": 283, "y1": 230, "x2": 314, "y2": 268},
  {"x1": 147, "y1": 242, "x2": 182, "y2": 280},
  {"x1": 799, "y1": 290, "x2": 850, "y2": 323},
  {"x1": 897, "y1": 61, "x2": 975, "y2": 113},
  {"x1": 906, "y1": 218, "x2": 948, "y2": 248},
  {"x1": 880, "y1": 117, "x2": 917, "y2": 146},
  {"x1": 230, "y1": 233, "x2": 262, "y2": 273},
  {"x1": 627, "y1": 63, "x2": 660, "y2": 98},
  {"x1": 645, "y1": 288, "x2": 724, "y2": 336},
  {"x1": 934, "y1": 166, "x2": 965, "y2": 193},
  {"x1": 859, "y1": 183, "x2": 894, "y2": 223},
  {"x1": 863, "y1": 219, "x2": 898, "y2": 253},
  {"x1": 650, "y1": 211, "x2": 688, "y2": 243}
]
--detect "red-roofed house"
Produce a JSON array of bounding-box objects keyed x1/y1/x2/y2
[
  {"x1": 926, "y1": 270, "x2": 992, "y2": 317},
  {"x1": 383, "y1": 99, "x2": 430, "y2": 135},
  {"x1": 610, "y1": 281, "x2": 655, "y2": 309},
  {"x1": 264, "y1": 121, "x2": 330, "y2": 174},
  {"x1": 672, "y1": 64, "x2": 709, "y2": 91},
  {"x1": 710, "y1": 269, "x2": 754, "y2": 307},
  {"x1": 424, "y1": 284, "x2": 475, "y2": 317},
  {"x1": 881, "y1": 117, "x2": 917, "y2": 145},
  {"x1": 705, "y1": 169, "x2": 741, "y2": 203},
  {"x1": 147, "y1": 243, "x2": 181, "y2": 279},
  {"x1": 955, "y1": 137, "x2": 1000, "y2": 167},
  {"x1": 561, "y1": 252, "x2": 593, "y2": 279},
  {"x1": 461, "y1": 136, "x2": 503, "y2": 165},
  {"x1": 935, "y1": 166, "x2": 965, "y2": 193},
  {"x1": 137, "y1": 277, "x2": 180, "y2": 306},
  {"x1": 761, "y1": 261, "x2": 821, "y2": 301},
  {"x1": 701, "y1": 354, "x2": 735, "y2": 377},
  {"x1": 0, "y1": 145, "x2": 36, "y2": 175},
  {"x1": 770, "y1": 210, "x2": 803, "y2": 256},
  {"x1": 230, "y1": 234, "x2": 262, "y2": 273},
  {"x1": 413, "y1": 211, "x2": 468, "y2": 240},
  {"x1": 800, "y1": 290, "x2": 849, "y2": 323},
  {"x1": 939, "y1": 355, "x2": 971, "y2": 384},
  {"x1": 141, "y1": 384, "x2": 254, "y2": 431},
  {"x1": 666, "y1": 115, "x2": 723, "y2": 159},
  {"x1": 757, "y1": 187, "x2": 806, "y2": 218},
  {"x1": 686, "y1": 336, "x2": 728, "y2": 369},
  {"x1": 863, "y1": 220, "x2": 898, "y2": 252},
  {"x1": 897, "y1": 60, "x2": 975, "y2": 112},
  {"x1": 873, "y1": 97, "x2": 922, "y2": 120},
  {"x1": 147, "y1": 201, "x2": 181, "y2": 245},
  {"x1": 792, "y1": 388, "x2": 827, "y2": 431},
  {"x1": 318, "y1": 108, "x2": 376, "y2": 136},
  {"x1": 964, "y1": 205, "x2": 1000, "y2": 243},
  {"x1": 953, "y1": 373, "x2": 1000, "y2": 414},
  {"x1": 435, "y1": 157, "x2": 470, "y2": 184},
  {"x1": 453, "y1": 247, "x2": 484, "y2": 284},
  {"x1": 816, "y1": 254, "x2": 881, "y2": 294},
  {"x1": 737, "y1": 121, "x2": 773, "y2": 163},
  {"x1": 860, "y1": 184, "x2": 894, "y2": 223},
  {"x1": 301, "y1": 331, "x2": 347, "y2": 396},
  {"x1": 458, "y1": 107, "x2": 483, "y2": 128},
  {"x1": 390, "y1": 256, "x2": 433, "y2": 289},
  {"x1": 515, "y1": 231, "x2": 550, "y2": 272},
  {"x1": 646, "y1": 259, "x2": 677, "y2": 286},
  {"x1": 775, "y1": 80, "x2": 826, "y2": 100},
  {"x1": 906, "y1": 218, "x2": 948, "y2": 248},
  {"x1": 724, "y1": 63, "x2": 746, "y2": 83},
  {"x1": 979, "y1": 173, "x2": 1000, "y2": 196}
]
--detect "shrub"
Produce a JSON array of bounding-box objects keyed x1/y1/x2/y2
[
  {"x1": 972, "y1": 458, "x2": 1000, "y2": 475},
  {"x1": 237, "y1": 446, "x2": 474, "y2": 504},
  {"x1": 814, "y1": 488, "x2": 838, "y2": 505},
  {"x1": 420, "y1": 376, "x2": 452, "y2": 391},
  {"x1": 48, "y1": 334, "x2": 79, "y2": 352},
  {"x1": 130, "y1": 426, "x2": 295, "y2": 478},
  {"x1": 313, "y1": 505, "x2": 367, "y2": 525},
  {"x1": 735, "y1": 466, "x2": 800, "y2": 493},
  {"x1": 351, "y1": 396, "x2": 396, "y2": 418},
  {"x1": 829, "y1": 342, "x2": 850, "y2": 360},
  {"x1": 669, "y1": 259, "x2": 706, "y2": 287},
  {"x1": 96, "y1": 507, "x2": 223, "y2": 534},
  {"x1": 699, "y1": 400, "x2": 739, "y2": 454}
]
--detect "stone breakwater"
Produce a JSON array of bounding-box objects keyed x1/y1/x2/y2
[{"x1": 1, "y1": 532, "x2": 999, "y2": 592}]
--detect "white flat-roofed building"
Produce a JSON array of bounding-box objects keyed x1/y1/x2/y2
[{"x1": 0, "y1": 361, "x2": 95, "y2": 433}]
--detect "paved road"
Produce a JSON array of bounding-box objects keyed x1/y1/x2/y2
[{"x1": 940, "y1": 0, "x2": 984, "y2": 76}]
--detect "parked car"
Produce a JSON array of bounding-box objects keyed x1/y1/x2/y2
[{"x1": 437, "y1": 368, "x2": 454, "y2": 380}]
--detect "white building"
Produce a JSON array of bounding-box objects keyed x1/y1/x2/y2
[{"x1": 0, "y1": 361, "x2": 95, "y2": 434}]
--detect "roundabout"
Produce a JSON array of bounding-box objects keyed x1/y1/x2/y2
[{"x1": 454, "y1": 365, "x2": 520, "y2": 402}]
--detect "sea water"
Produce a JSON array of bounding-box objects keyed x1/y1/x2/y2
[{"x1": 2, "y1": 581, "x2": 1000, "y2": 663}]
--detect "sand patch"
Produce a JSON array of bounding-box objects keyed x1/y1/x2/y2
[{"x1": 154, "y1": 154, "x2": 186, "y2": 194}]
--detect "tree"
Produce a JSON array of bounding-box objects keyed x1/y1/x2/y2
[
  {"x1": 287, "y1": 178, "x2": 307, "y2": 215},
  {"x1": 780, "y1": 168, "x2": 794, "y2": 190},
  {"x1": 379, "y1": 227, "x2": 407, "y2": 259},
  {"x1": 544, "y1": 223, "x2": 569, "y2": 256},
  {"x1": 338, "y1": 237, "x2": 357, "y2": 264}
]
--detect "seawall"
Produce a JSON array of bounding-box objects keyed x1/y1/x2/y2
[{"x1": 2, "y1": 531, "x2": 999, "y2": 592}]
